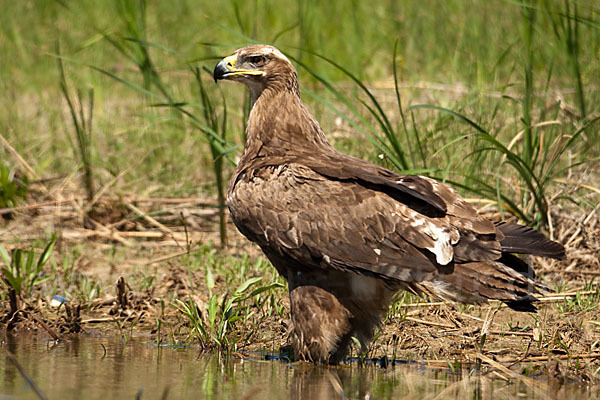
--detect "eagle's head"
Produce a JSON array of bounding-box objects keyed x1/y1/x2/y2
[{"x1": 213, "y1": 45, "x2": 298, "y2": 100}]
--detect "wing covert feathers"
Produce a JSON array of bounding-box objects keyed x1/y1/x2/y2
[{"x1": 229, "y1": 164, "x2": 564, "y2": 286}]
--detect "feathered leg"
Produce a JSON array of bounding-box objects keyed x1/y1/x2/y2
[
  {"x1": 288, "y1": 284, "x2": 352, "y2": 363},
  {"x1": 287, "y1": 268, "x2": 399, "y2": 364}
]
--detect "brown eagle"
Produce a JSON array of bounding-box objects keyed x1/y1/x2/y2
[{"x1": 213, "y1": 45, "x2": 565, "y2": 364}]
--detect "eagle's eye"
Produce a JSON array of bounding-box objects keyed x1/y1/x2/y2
[{"x1": 247, "y1": 55, "x2": 266, "y2": 67}]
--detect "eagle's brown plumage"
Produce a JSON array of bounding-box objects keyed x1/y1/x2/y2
[{"x1": 213, "y1": 45, "x2": 565, "y2": 364}]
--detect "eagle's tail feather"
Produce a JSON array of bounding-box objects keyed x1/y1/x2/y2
[
  {"x1": 495, "y1": 221, "x2": 565, "y2": 260},
  {"x1": 416, "y1": 256, "x2": 548, "y2": 312}
]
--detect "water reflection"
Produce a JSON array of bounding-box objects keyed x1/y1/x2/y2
[{"x1": 0, "y1": 334, "x2": 597, "y2": 399}]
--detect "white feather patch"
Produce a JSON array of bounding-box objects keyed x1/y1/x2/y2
[
  {"x1": 263, "y1": 47, "x2": 290, "y2": 63},
  {"x1": 407, "y1": 208, "x2": 459, "y2": 265},
  {"x1": 425, "y1": 223, "x2": 459, "y2": 265}
]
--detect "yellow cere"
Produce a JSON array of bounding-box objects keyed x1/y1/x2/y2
[
  {"x1": 223, "y1": 53, "x2": 264, "y2": 76},
  {"x1": 223, "y1": 54, "x2": 238, "y2": 70}
]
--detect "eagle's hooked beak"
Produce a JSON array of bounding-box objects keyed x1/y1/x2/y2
[{"x1": 213, "y1": 53, "x2": 265, "y2": 83}]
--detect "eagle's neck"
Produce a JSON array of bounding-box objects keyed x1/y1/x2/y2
[{"x1": 240, "y1": 84, "x2": 332, "y2": 164}]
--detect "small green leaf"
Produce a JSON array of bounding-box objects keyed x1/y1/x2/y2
[
  {"x1": 0, "y1": 246, "x2": 10, "y2": 267},
  {"x1": 25, "y1": 249, "x2": 35, "y2": 276},
  {"x1": 2, "y1": 267, "x2": 22, "y2": 294},
  {"x1": 37, "y1": 237, "x2": 56, "y2": 270},
  {"x1": 235, "y1": 277, "x2": 262, "y2": 295},
  {"x1": 207, "y1": 295, "x2": 218, "y2": 326},
  {"x1": 248, "y1": 282, "x2": 285, "y2": 298},
  {"x1": 205, "y1": 265, "x2": 215, "y2": 290},
  {"x1": 13, "y1": 249, "x2": 23, "y2": 278}
]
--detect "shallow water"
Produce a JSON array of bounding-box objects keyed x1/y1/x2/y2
[{"x1": 0, "y1": 335, "x2": 597, "y2": 400}]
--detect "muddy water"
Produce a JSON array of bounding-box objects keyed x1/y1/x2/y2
[{"x1": 0, "y1": 335, "x2": 596, "y2": 400}]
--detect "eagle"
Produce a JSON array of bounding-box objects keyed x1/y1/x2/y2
[{"x1": 213, "y1": 45, "x2": 565, "y2": 364}]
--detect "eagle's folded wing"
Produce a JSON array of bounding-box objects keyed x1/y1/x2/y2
[{"x1": 229, "y1": 163, "x2": 507, "y2": 283}]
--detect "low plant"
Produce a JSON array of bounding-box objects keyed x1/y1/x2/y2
[
  {"x1": 0, "y1": 160, "x2": 28, "y2": 210},
  {"x1": 386, "y1": 291, "x2": 416, "y2": 322},
  {"x1": 174, "y1": 270, "x2": 283, "y2": 351},
  {"x1": 0, "y1": 237, "x2": 56, "y2": 320},
  {"x1": 557, "y1": 282, "x2": 599, "y2": 314}
]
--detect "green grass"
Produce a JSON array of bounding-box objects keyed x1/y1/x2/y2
[{"x1": 174, "y1": 275, "x2": 284, "y2": 351}]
